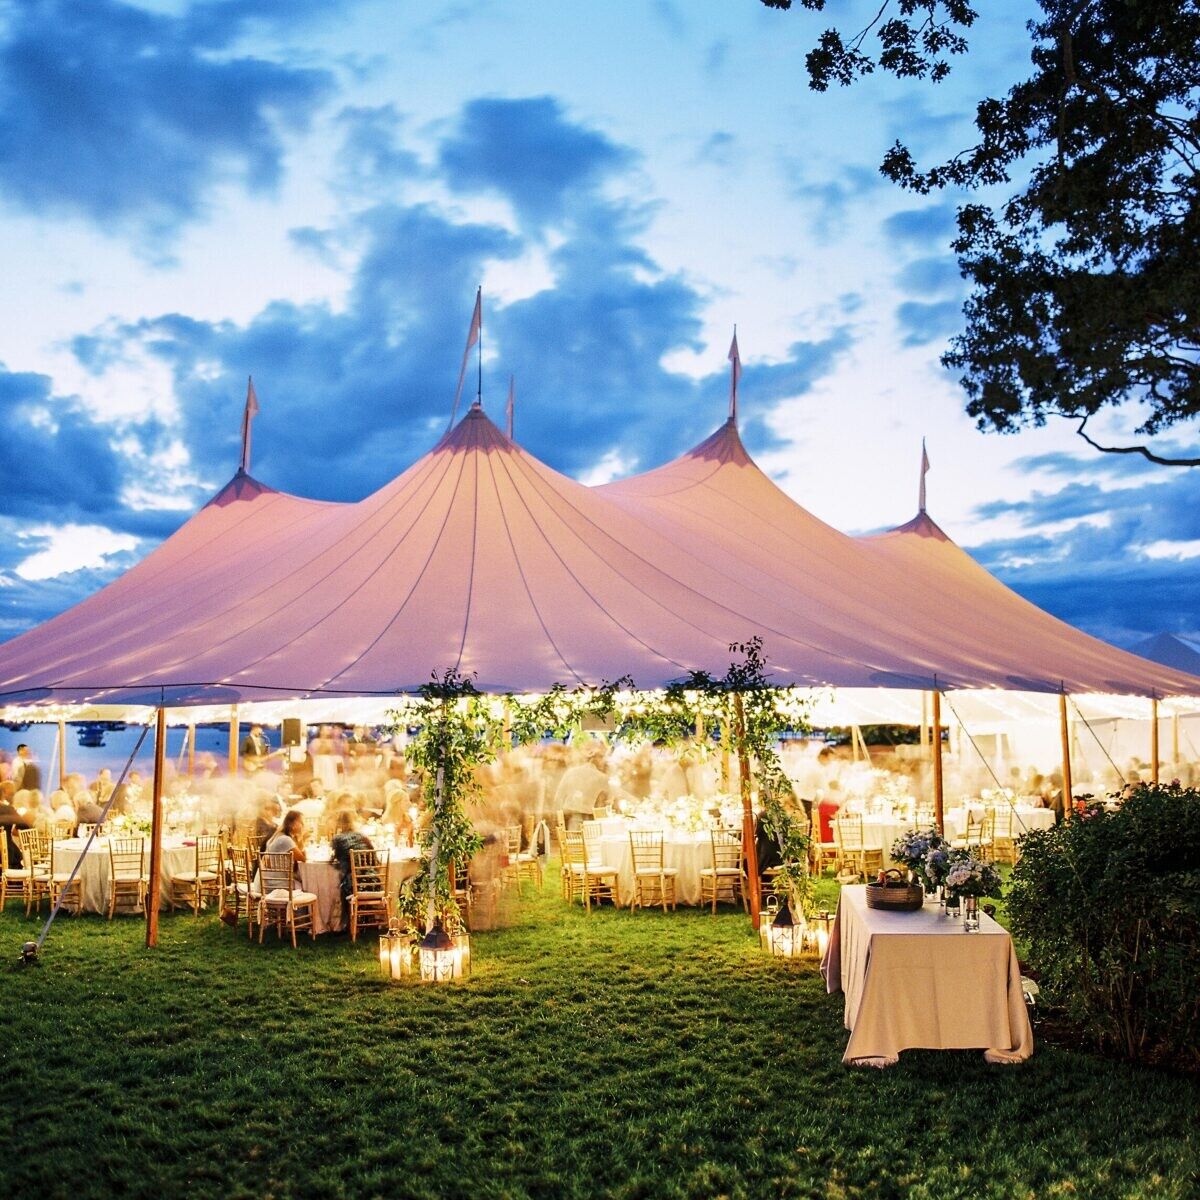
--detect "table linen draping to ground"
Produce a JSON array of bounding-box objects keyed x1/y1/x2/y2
[
  {"x1": 943, "y1": 804, "x2": 1054, "y2": 839},
  {"x1": 592, "y1": 820, "x2": 719, "y2": 907},
  {"x1": 298, "y1": 849, "x2": 422, "y2": 935},
  {"x1": 820, "y1": 884, "x2": 1033, "y2": 1068},
  {"x1": 51, "y1": 837, "x2": 195, "y2": 913}
]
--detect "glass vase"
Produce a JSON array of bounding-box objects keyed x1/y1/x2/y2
[
  {"x1": 963, "y1": 895, "x2": 980, "y2": 933},
  {"x1": 946, "y1": 892, "x2": 961, "y2": 920}
]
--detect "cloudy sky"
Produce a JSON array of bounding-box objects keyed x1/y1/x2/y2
[{"x1": 1, "y1": 0, "x2": 1197, "y2": 651}]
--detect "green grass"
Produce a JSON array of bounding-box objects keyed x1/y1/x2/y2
[{"x1": 1, "y1": 873, "x2": 1197, "y2": 1200}]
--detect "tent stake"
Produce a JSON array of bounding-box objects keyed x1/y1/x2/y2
[
  {"x1": 931, "y1": 690, "x2": 944, "y2": 835},
  {"x1": 1059, "y1": 693, "x2": 1073, "y2": 822},
  {"x1": 146, "y1": 707, "x2": 167, "y2": 948},
  {"x1": 732, "y1": 692, "x2": 762, "y2": 930},
  {"x1": 1151, "y1": 698, "x2": 1159, "y2": 785}
]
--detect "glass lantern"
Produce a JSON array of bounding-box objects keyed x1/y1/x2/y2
[
  {"x1": 809, "y1": 908, "x2": 833, "y2": 959},
  {"x1": 418, "y1": 920, "x2": 467, "y2": 983},
  {"x1": 759, "y1": 903, "x2": 804, "y2": 958},
  {"x1": 378, "y1": 923, "x2": 414, "y2": 981}
]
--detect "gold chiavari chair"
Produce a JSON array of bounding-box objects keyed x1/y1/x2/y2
[
  {"x1": 562, "y1": 830, "x2": 620, "y2": 912},
  {"x1": 951, "y1": 810, "x2": 995, "y2": 860},
  {"x1": 629, "y1": 830, "x2": 677, "y2": 913},
  {"x1": 1, "y1": 832, "x2": 27, "y2": 912},
  {"x1": 990, "y1": 806, "x2": 1019, "y2": 864},
  {"x1": 11, "y1": 830, "x2": 51, "y2": 915},
  {"x1": 257, "y1": 851, "x2": 317, "y2": 947},
  {"x1": 699, "y1": 828, "x2": 747, "y2": 914},
  {"x1": 348, "y1": 848, "x2": 390, "y2": 943},
  {"x1": 108, "y1": 837, "x2": 148, "y2": 919},
  {"x1": 554, "y1": 812, "x2": 573, "y2": 901},
  {"x1": 231, "y1": 846, "x2": 261, "y2": 939},
  {"x1": 833, "y1": 815, "x2": 884, "y2": 880},
  {"x1": 168, "y1": 834, "x2": 221, "y2": 914}
]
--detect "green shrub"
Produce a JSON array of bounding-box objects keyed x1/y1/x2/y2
[{"x1": 1007, "y1": 782, "x2": 1200, "y2": 1066}]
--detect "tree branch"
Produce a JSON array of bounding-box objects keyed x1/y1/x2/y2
[{"x1": 1074, "y1": 416, "x2": 1200, "y2": 466}]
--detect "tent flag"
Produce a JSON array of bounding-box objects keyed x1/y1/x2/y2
[
  {"x1": 239, "y1": 376, "x2": 259, "y2": 474},
  {"x1": 449, "y1": 288, "x2": 483, "y2": 432},
  {"x1": 728, "y1": 329, "x2": 741, "y2": 421},
  {"x1": 506, "y1": 374, "x2": 515, "y2": 439},
  {"x1": 918, "y1": 438, "x2": 931, "y2": 513}
]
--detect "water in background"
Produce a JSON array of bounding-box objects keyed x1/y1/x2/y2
[{"x1": 0, "y1": 723, "x2": 236, "y2": 782}]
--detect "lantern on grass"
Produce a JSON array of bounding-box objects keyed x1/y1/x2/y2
[
  {"x1": 807, "y1": 909, "x2": 834, "y2": 959},
  {"x1": 759, "y1": 902, "x2": 804, "y2": 958},
  {"x1": 378, "y1": 922, "x2": 414, "y2": 981},
  {"x1": 418, "y1": 919, "x2": 469, "y2": 983}
]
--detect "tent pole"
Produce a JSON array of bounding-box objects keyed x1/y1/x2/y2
[
  {"x1": 732, "y1": 692, "x2": 762, "y2": 930},
  {"x1": 146, "y1": 707, "x2": 167, "y2": 948},
  {"x1": 187, "y1": 723, "x2": 196, "y2": 780},
  {"x1": 1172, "y1": 710, "x2": 1180, "y2": 770},
  {"x1": 57, "y1": 718, "x2": 67, "y2": 789},
  {"x1": 1150, "y1": 698, "x2": 1159, "y2": 785},
  {"x1": 228, "y1": 705, "x2": 239, "y2": 777},
  {"x1": 920, "y1": 692, "x2": 929, "y2": 751},
  {"x1": 1059, "y1": 693, "x2": 1073, "y2": 822},
  {"x1": 931, "y1": 690, "x2": 944, "y2": 835}
]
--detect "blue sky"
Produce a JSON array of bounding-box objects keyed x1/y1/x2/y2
[{"x1": 1, "y1": 0, "x2": 1197, "y2": 649}]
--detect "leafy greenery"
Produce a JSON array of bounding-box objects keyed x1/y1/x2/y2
[
  {"x1": 1007, "y1": 782, "x2": 1200, "y2": 1066},
  {"x1": 3, "y1": 880, "x2": 1200, "y2": 1199},
  {"x1": 763, "y1": 1, "x2": 1200, "y2": 466}
]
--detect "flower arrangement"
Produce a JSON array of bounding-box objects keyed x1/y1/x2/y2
[
  {"x1": 943, "y1": 854, "x2": 1003, "y2": 900},
  {"x1": 891, "y1": 827, "x2": 944, "y2": 887},
  {"x1": 922, "y1": 845, "x2": 953, "y2": 890}
]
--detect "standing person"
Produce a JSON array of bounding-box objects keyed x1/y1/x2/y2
[
  {"x1": 241, "y1": 725, "x2": 272, "y2": 772},
  {"x1": 13, "y1": 744, "x2": 42, "y2": 793}
]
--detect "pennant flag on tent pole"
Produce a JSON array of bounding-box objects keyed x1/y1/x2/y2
[
  {"x1": 728, "y1": 328, "x2": 741, "y2": 421},
  {"x1": 506, "y1": 374, "x2": 515, "y2": 439},
  {"x1": 239, "y1": 376, "x2": 259, "y2": 473},
  {"x1": 449, "y1": 288, "x2": 482, "y2": 431},
  {"x1": 918, "y1": 438, "x2": 931, "y2": 513}
]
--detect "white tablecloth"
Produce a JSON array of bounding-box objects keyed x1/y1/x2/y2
[
  {"x1": 944, "y1": 805, "x2": 1054, "y2": 840},
  {"x1": 52, "y1": 837, "x2": 194, "y2": 914},
  {"x1": 298, "y1": 849, "x2": 422, "y2": 935},
  {"x1": 820, "y1": 885, "x2": 1034, "y2": 1068},
  {"x1": 596, "y1": 826, "x2": 717, "y2": 907},
  {"x1": 857, "y1": 817, "x2": 912, "y2": 867}
]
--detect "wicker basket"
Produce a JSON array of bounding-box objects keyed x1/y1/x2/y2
[{"x1": 865, "y1": 868, "x2": 925, "y2": 911}]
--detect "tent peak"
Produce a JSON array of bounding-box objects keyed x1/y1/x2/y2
[
  {"x1": 875, "y1": 510, "x2": 951, "y2": 542},
  {"x1": 205, "y1": 470, "x2": 279, "y2": 509},
  {"x1": 682, "y1": 418, "x2": 752, "y2": 467}
]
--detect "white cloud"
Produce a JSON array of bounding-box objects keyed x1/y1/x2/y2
[
  {"x1": 1141, "y1": 539, "x2": 1200, "y2": 562},
  {"x1": 15, "y1": 524, "x2": 139, "y2": 582}
]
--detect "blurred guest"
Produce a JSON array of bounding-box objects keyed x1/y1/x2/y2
[
  {"x1": 331, "y1": 811, "x2": 375, "y2": 901},
  {"x1": 13, "y1": 744, "x2": 42, "y2": 792},
  {"x1": 555, "y1": 741, "x2": 610, "y2": 830},
  {"x1": 254, "y1": 797, "x2": 283, "y2": 854},
  {"x1": 0, "y1": 780, "x2": 32, "y2": 867},
  {"x1": 75, "y1": 791, "x2": 104, "y2": 829},
  {"x1": 91, "y1": 768, "x2": 115, "y2": 806},
  {"x1": 49, "y1": 789, "x2": 76, "y2": 826},
  {"x1": 265, "y1": 810, "x2": 308, "y2": 865}
]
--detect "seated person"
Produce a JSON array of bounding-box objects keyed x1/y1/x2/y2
[
  {"x1": 0, "y1": 780, "x2": 33, "y2": 868},
  {"x1": 265, "y1": 809, "x2": 308, "y2": 865},
  {"x1": 49, "y1": 789, "x2": 77, "y2": 827},
  {"x1": 254, "y1": 797, "x2": 283, "y2": 854},
  {"x1": 331, "y1": 811, "x2": 376, "y2": 900},
  {"x1": 74, "y1": 793, "x2": 105, "y2": 829}
]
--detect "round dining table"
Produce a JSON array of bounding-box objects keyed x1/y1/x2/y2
[
  {"x1": 298, "y1": 848, "x2": 423, "y2": 935},
  {"x1": 51, "y1": 836, "x2": 194, "y2": 914},
  {"x1": 593, "y1": 820, "x2": 721, "y2": 908}
]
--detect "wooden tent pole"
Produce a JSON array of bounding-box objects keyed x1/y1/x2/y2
[
  {"x1": 187, "y1": 723, "x2": 196, "y2": 780},
  {"x1": 732, "y1": 692, "x2": 762, "y2": 930},
  {"x1": 1172, "y1": 710, "x2": 1180, "y2": 770},
  {"x1": 57, "y1": 718, "x2": 67, "y2": 789},
  {"x1": 919, "y1": 691, "x2": 929, "y2": 752},
  {"x1": 228, "y1": 705, "x2": 239, "y2": 776},
  {"x1": 146, "y1": 707, "x2": 167, "y2": 948},
  {"x1": 931, "y1": 689, "x2": 944, "y2": 835},
  {"x1": 1151, "y1": 698, "x2": 1159, "y2": 785},
  {"x1": 1059, "y1": 693, "x2": 1073, "y2": 822}
]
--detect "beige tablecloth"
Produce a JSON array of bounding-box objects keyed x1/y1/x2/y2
[
  {"x1": 944, "y1": 805, "x2": 1054, "y2": 839},
  {"x1": 820, "y1": 885, "x2": 1034, "y2": 1068},
  {"x1": 52, "y1": 837, "x2": 194, "y2": 914},
  {"x1": 596, "y1": 825, "x2": 716, "y2": 907},
  {"x1": 298, "y1": 850, "x2": 422, "y2": 935}
]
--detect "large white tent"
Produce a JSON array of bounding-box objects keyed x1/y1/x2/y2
[{"x1": 0, "y1": 405, "x2": 1197, "y2": 721}]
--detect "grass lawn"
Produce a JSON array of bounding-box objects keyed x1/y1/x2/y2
[{"x1": 2, "y1": 872, "x2": 1197, "y2": 1200}]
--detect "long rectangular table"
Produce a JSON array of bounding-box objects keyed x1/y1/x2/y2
[{"x1": 820, "y1": 885, "x2": 1033, "y2": 1068}]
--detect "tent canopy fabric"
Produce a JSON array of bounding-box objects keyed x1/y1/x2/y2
[{"x1": 0, "y1": 406, "x2": 1197, "y2": 710}]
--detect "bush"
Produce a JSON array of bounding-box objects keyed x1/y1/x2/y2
[{"x1": 1007, "y1": 782, "x2": 1200, "y2": 1067}]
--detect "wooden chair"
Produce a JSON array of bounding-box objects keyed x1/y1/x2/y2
[
  {"x1": 699, "y1": 828, "x2": 747, "y2": 914},
  {"x1": 562, "y1": 830, "x2": 620, "y2": 912},
  {"x1": 168, "y1": 834, "x2": 221, "y2": 914},
  {"x1": 503, "y1": 824, "x2": 542, "y2": 893},
  {"x1": 51, "y1": 821, "x2": 74, "y2": 841},
  {"x1": 449, "y1": 859, "x2": 474, "y2": 930},
  {"x1": 10, "y1": 830, "x2": 51, "y2": 915},
  {"x1": 348, "y1": 848, "x2": 390, "y2": 942},
  {"x1": 554, "y1": 812, "x2": 572, "y2": 901},
  {"x1": 834, "y1": 815, "x2": 884, "y2": 880},
  {"x1": 77, "y1": 822, "x2": 105, "y2": 840},
  {"x1": 913, "y1": 805, "x2": 936, "y2": 828},
  {"x1": 50, "y1": 838, "x2": 84, "y2": 915},
  {"x1": 231, "y1": 846, "x2": 261, "y2": 939},
  {"x1": 108, "y1": 837, "x2": 148, "y2": 919},
  {"x1": 629, "y1": 830, "x2": 677, "y2": 913},
  {"x1": 990, "y1": 806, "x2": 1019, "y2": 863},
  {"x1": 951, "y1": 810, "x2": 995, "y2": 860},
  {"x1": 257, "y1": 851, "x2": 317, "y2": 947},
  {"x1": 0, "y1": 833, "x2": 27, "y2": 912}
]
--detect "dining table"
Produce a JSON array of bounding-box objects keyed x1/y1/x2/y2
[
  {"x1": 593, "y1": 818, "x2": 718, "y2": 907},
  {"x1": 298, "y1": 847, "x2": 423, "y2": 935},
  {"x1": 820, "y1": 884, "x2": 1034, "y2": 1068},
  {"x1": 51, "y1": 835, "x2": 194, "y2": 914}
]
